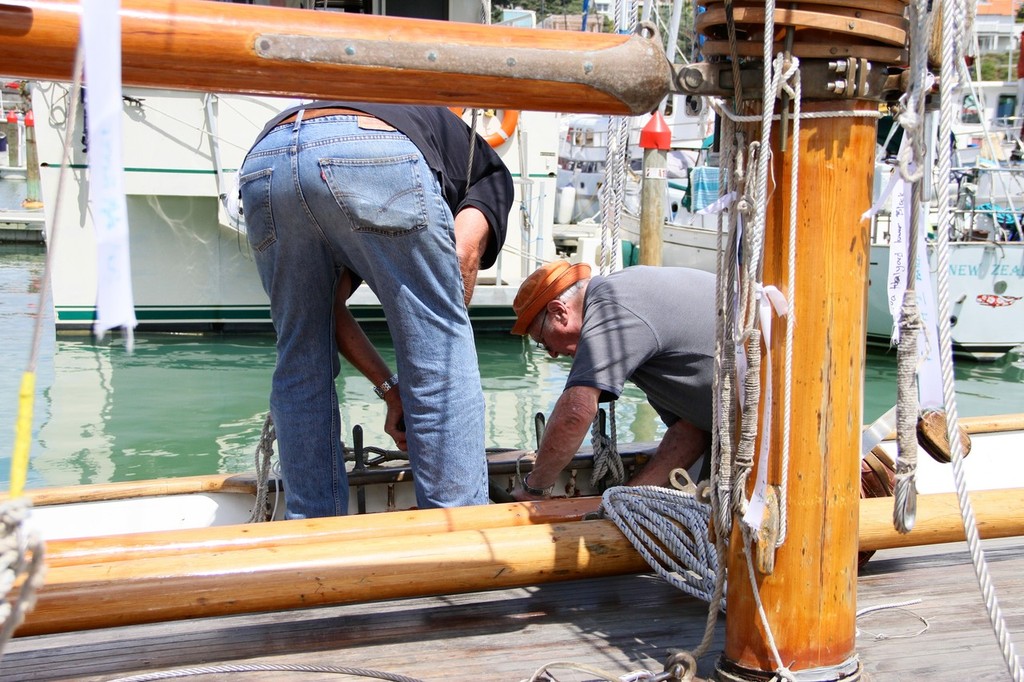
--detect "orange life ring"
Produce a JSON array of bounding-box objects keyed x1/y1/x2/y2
[{"x1": 449, "y1": 108, "x2": 519, "y2": 148}]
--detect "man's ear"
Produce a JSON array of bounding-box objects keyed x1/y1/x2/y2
[{"x1": 547, "y1": 298, "x2": 566, "y2": 324}]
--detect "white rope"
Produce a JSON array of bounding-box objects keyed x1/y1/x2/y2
[
  {"x1": 895, "y1": 0, "x2": 935, "y2": 185},
  {"x1": 597, "y1": 0, "x2": 637, "y2": 277},
  {"x1": 856, "y1": 599, "x2": 930, "y2": 641},
  {"x1": 709, "y1": 99, "x2": 882, "y2": 123},
  {"x1": 0, "y1": 501, "x2": 46, "y2": 654},
  {"x1": 741, "y1": 526, "x2": 794, "y2": 681},
  {"x1": 775, "y1": 56, "x2": 799, "y2": 546},
  {"x1": 522, "y1": 660, "x2": 658, "y2": 682},
  {"x1": 599, "y1": 485, "x2": 718, "y2": 604},
  {"x1": 934, "y1": 0, "x2": 1023, "y2": 677}
]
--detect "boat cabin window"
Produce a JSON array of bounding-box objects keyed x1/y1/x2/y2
[
  {"x1": 961, "y1": 95, "x2": 981, "y2": 124},
  {"x1": 996, "y1": 94, "x2": 1018, "y2": 127}
]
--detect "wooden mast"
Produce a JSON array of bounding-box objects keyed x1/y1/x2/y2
[
  {"x1": 719, "y1": 98, "x2": 877, "y2": 680},
  {"x1": 686, "y1": 2, "x2": 909, "y2": 679}
]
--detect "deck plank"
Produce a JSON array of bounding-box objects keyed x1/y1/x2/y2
[{"x1": 2, "y1": 537, "x2": 1022, "y2": 681}]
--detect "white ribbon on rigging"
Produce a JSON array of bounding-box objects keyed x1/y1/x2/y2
[
  {"x1": 884, "y1": 168, "x2": 943, "y2": 409},
  {"x1": 82, "y1": 0, "x2": 137, "y2": 348}
]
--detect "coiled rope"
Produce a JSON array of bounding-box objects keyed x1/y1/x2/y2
[
  {"x1": 248, "y1": 413, "x2": 277, "y2": 523},
  {"x1": 599, "y1": 484, "x2": 718, "y2": 604},
  {"x1": 0, "y1": 503, "x2": 45, "y2": 654}
]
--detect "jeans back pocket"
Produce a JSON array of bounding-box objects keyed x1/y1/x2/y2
[
  {"x1": 320, "y1": 154, "x2": 429, "y2": 237},
  {"x1": 237, "y1": 167, "x2": 276, "y2": 253}
]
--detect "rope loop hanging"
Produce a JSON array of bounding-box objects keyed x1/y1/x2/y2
[
  {"x1": 248, "y1": 412, "x2": 278, "y2": 523},
  {"x1": 590, "y1": 406, "x2": 625, "y2": 488}
]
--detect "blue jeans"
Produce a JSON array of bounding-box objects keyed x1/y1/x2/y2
[{"x1": 238, "y1": 113, "x2": 489, "y2": 517}]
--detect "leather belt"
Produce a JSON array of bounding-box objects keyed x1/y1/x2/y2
[{"x1": 277, "y1": 107, "x2": 374, "y2": 126}]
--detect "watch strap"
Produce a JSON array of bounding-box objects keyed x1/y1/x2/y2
[{"x1": 373, "y1": 373, "x2": 399, "y2": 399}]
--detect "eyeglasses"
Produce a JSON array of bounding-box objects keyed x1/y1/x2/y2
[{"x1": 533, "y1": 310, "x2": 552, "y2": 353}]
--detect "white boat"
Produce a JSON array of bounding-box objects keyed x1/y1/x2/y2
[
  {"x1": 865, "y1": 236, "x2": 1024, "y2": 361},
  {"x1": 28, "y1": 1, "x2": 561, "y2": 332}
]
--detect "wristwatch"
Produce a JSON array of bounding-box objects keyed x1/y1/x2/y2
[
  {"x1": 521, "y1": 471, "x2": 554, "y2": 497},
  {"x1": 373, "y1": 373, "x2": 399, "y2": 399}
]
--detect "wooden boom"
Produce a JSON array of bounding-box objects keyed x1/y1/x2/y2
[
  {"x1": 15, "y1": 490, "x2": 1024, "y2": 637},
  {"x1": 43, "y1": 497, "x2": 602, "y2": 567},
  {"x1": 0, "y1": 0, "x2": 672, "y2": 114}
]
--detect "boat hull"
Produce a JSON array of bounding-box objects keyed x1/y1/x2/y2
[
  {"x1": 30, "y1": 85, "x2": 560, "y2": 332},
  {"x1": 866, "y1": 241, "x2": 1024, "y2": 360}
]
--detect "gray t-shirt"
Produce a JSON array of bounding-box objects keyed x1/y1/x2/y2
[{"x1": 565, "y1": 266, "x2": 715, "y2": 432}]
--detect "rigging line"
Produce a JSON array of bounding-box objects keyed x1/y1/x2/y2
[
  {"x1": 8, "y1": 50, "x2": 86, "y2": 501},
  {"x1": 745, "y1": 0, "x2": 779, "y2": 286},
  {"x1": 936, "y1": 0, "x2": 1022, "y2": 678},
  {"x1": 776, "y1": 56, "x2": 801, "y2": 547},
  {"x1": 742, "y1": 525, "x2": 794, "y2": 680},
  {"x1": 26, "y1": 56, "x2": 83, "y2": 375},
  {"x1": 710, "y1": 99, "x2": 882, "y2": 122},
  {"x1": 895, "y1": 0, "x2": 934, "y2": 185}
]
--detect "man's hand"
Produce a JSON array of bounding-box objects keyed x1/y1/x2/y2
[
  {"x1": 511, "y1": 484, "x2": 548, "y2": 502},
  {"x1": 384, "y1": 392, "x2": 407, "y2": 451}
]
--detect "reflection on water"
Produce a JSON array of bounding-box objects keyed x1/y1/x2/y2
[
  {"x1": 2, "y1": 244, "x2": 1023, "y2": 488},
  {"x1": 863, "y1": 346, "x2": 1024, "y2": 422},
  {"x1": 23, "y1": 331, "x2": 657, "y2": 487}
]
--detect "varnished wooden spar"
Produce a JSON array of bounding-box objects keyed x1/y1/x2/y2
[
  {"x1": 0, "y1": 0, "x2": 671, "y2": 115},
  {"x1": 44, "y1": 497, "x2": 601, "y2": 567},
  {"x1": 15, "y1": 490, "x2": 1024, "y2": 637},
  {"x1": 860, "y1": 489, "x2": 1024, "y2": 551},
  {"x1": 42, "y1": 487, "x2": 1024, "y2": 568},
  {"x1": 16, "y1": 518, "x2": 650, "y2": 637},
  {"x1": 0, "y1": 473, "x2": 261, "y2": 506},
  {"x1": 39, "y1": 479, "x2": 1024, "y2": 564}
]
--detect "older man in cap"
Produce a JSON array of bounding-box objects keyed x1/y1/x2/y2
[{"x1": 510, "y1": 260, "x2": 716, "y2": 499}]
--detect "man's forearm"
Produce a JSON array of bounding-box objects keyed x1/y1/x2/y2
[
  {"x1": 453, "y1": 207, "x2": 490, "y2": 307},
  {"x1": 628, "y1": 418, "x2": 711, "y2": 486},
  {"x1": 334, "y1": 274, "x2": 392, "y2": 385},
  {"x1": 528, "y1": 386, "x2": 600, "y2": 489}
]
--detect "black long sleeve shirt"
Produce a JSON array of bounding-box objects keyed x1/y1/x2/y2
[{"x1": 253, "y1": 101, "x2": 515, "y2": 269}]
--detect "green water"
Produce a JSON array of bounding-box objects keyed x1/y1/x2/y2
[{"x1": 2, "y1": 244, "x2": 1023, "y2": 489}]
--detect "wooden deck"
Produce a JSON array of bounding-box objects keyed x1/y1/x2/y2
[{"x1": 2, "y1": 536, "x2": 1022, "y2": 681}]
